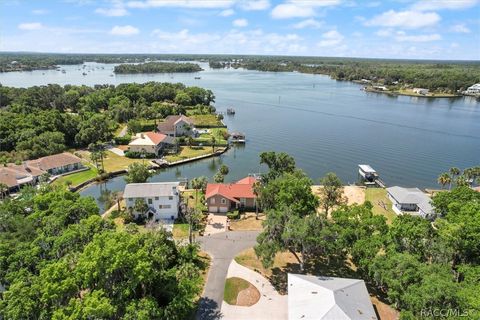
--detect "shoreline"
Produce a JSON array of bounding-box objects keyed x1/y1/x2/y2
[{"x1": 362, "y1": 87, "x2": 463, "y2": 99}]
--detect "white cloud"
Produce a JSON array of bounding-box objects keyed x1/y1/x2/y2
[
  {"x1": 365, "y1": 10, "x2": 440, "y2": 29},
  {"x1": 233, "y1": 18, "x2": 248, "y2": 27},
  {"x1": 375, "y1": 28, "x2": 392, "y2": 37},
  {"x1": 271, "y1": 3, "x2": 315, "y2": 19},
  {"x1": 395, "y1": 32, "x2": 441, "y2": 42},
  {"x1": 413, "y1": 0, "x2": 478, "y2": 11},
  {"x1": 95, "y1": 7, "x2": 129, "y2": 16},
  {"x1": 110, "y1": 25, "x2": 139, "y2": 36},
  {"x1": 292, "y1": 19, "x2": 323, "y2": 29},
  {"x1": 219, "y1": 8, "x2": 235, "y2": 16},
  {"x1": 127, "y1": 0, "x2": 235, "y2": 9},
  {"x1": 271, "y1": 0, "x2": 341, "y2": 19},
  {"x1": 238, "y1": 0, "x2": 270, "y2": 10},
  {"x1": 32, "y1": 9, "x2": 49, "y2": 15},
  {"x1": 450, "y1": 23, "x2": 471, "y2": 33},
  {"x1": 18, "y1": 22, "x2": 44, "y2": 30},
  {"x1": 317, "y1": 29, "x2": 344, "y2": 47}
]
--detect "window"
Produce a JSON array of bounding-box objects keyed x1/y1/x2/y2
[
  {"x1": 148, "y1": 198, "x2": 152, "y2": 205},
  {"x1": 211, "y1": 198, "x2": 215, "y2": 204},
  {"x1": 155, "y1": 197, "x2": 159, "y2": 200},
  {"x1": 221, "y1": 198, "x2": 226, "y2": 204},
  {"x1": 159, "y1": 205, "x2": 172, "y2": 209},
  {"x1": 169, "y1": 196, "x2": 173, "y2": 200}
]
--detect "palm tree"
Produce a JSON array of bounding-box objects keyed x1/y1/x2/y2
[
  {"x1": 455, "y1": 175, "x2": 469, "y2": 187},
  {"x1": 252, "y1": 180, "x2": 262, "y2": 220},
  {"x1": 211, "y1": 136, "x2": 216, "y2": 153},
  {"x1": 0, "y1": 183, "x2": 8, "y2": 200},
  {"x1": 449, "y1": 167, "x2": 461, "y2": 178},
  {"x1": 187, "y1": 136, "x2": 194, "y2": 148},
  {"x1": 437, "y1": 173, "x2": 451, "y2": 190}
]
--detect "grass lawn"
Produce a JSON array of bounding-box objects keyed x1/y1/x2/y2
[
  {"x1": 365, "y1": 188, "x2": 397, "y2": 224},
  {"x1": 189, "y1": 114, "x2": 224, "y2": 127},
  {"x1": 195, "y1": 128, "x2": 228, "y2": 145},
  {"x1": 172, "y1": 223, "x2": 189, "y2": 239},
  {"x1": 103, "y1": 151, "x2": 147, "y2": 172},
  {"x1": 396, "y1": 88, "x2": 459, "y2": 98},
  {"x1": 229, "y1": 213, "x2": 264, "y2": 231},
  {"x1": 165, "y1": 146, "x2": 213, "y2": 163},
  {"x1": 183, "y1": 189, "x2": 207, "y2": 212},
  {"x1": 53, "y1": 166, "x2": 98, "y2": 187},
  {"x1": 224, "y1": 277, "x2": 251, "y2": 305}
]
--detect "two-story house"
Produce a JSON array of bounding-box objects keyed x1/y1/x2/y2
[
  {"x1": 157, "y1": 115, "x2": 194, "y2": 137},
  {"x1": 123, "y1": 182, "x2": 180, "y2": 221}
]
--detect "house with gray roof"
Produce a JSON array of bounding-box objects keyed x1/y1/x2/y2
[
  {"x1": 157, "y1": 115, "x2": 194, "y2": 137},
  {"x1": 288, "y1": 273, "x2": 377, "y2": 320},
  {"x1": 386, "y1": 186, "x2": 435, "y2": 219},
  {"x1": 123, "y1": 182, "x2": 180, "y2": 221}
]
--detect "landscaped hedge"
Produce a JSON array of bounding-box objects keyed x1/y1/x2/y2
[
  {"x1": 227, "y1": 210, "x2": 240, "y2": 220},
  {"x1": 124, "y1": 151, "x2": 157, "y2": 159},
  {"x1": 114, "y1": 135, "x2": 131, "y2": 145}
]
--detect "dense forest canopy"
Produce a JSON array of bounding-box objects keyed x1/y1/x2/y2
[
  {"x1": 1, "y1": 52, "x2": 479, "y2": 92},
  {"x1": 114, "y1": 62, "x2": 203, "y2": 74},
  {"x1": 0, "y1": 187, "x2": 203, "y2": 319},
  {"x1": 0, "y1": 82, "x2": 214, "y2": 161}
]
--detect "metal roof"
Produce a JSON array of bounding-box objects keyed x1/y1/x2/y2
[
  {"x1": 123, "y1": 182, "x2": 180, "y2": 198},
  {"x1": 288, "y1": 274, "x2": 377, "y2": 320},
  {"x1": 386, "y1": 186, "x2": 434, "y2": 214},
  {"x1": 358, "y1": 164, "x2": 376, "y2": 174}
]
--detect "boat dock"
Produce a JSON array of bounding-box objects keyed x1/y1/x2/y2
[{"x1": 358, "y1": 164, "x2": 386, "y2": 188}]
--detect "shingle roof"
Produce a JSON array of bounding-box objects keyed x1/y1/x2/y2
[
  {"x1": 387, "y1": 186, "x2": 434, "y2": 214},
  {"x1": 288, "y1": 274, "x2": 377, "y2": 320},
  {"x1": 28, "y1": 152, "x2": 82, "y2": 171},
  {"x1": 157, "y1": 115, "x2": 193, "y2": 133},
  {"x1": 205, "y1": 176, "x2": 257, "y2": 201},
  {"x1": 123, "y1": 182, "x2": 180, "y2": 198}
]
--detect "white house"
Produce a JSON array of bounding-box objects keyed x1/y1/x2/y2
[
  {"x1": 157, "y1": 115, "x2": 195, "y2": 137},
  {"x1": 123, "y1": 182, "x2": 180, "y2": 221},
  {"x1": 386, "y1": 186, "x2": 435, "y2": 219},
  {"x1": 287, "y1": 273, "x2": 377, "y2": 320},
  {"x1": 465, "y1": 83, "x2": 480, "y2": 95},
  {"x1": 128, "y1": 131, "x2": 175, "y2": 156},
  {"x1": 413, "y1": 88, "x2": 429, "y2": 95}
]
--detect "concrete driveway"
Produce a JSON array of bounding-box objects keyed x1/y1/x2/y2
[
  {"x1": 204, "y1": 213, "x2": 227, "y2": 235},
  {"x1": 221, "y1": 260, "x2": 287, "y2": 320},
  {"x1": 196, "y1": 231, "x2": 260, "y2": 320}
]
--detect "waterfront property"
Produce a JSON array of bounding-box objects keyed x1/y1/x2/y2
[
  {"x1": 128, "y1": 131, "x2": 175, "y2": 156},
  {"x1": 230, "y1": 132, "x2": 246, "y2": 143},
  {"x1": 0, "y1": 152, "x2": 84, "y2": 193},
  {"x1": 413, "y1": 88, "x2": 429, "y2": 95},
  {"x1": 123, "y1": 182, "x2": 180, "y2": 221},
  {"x1": 205, "y1": 176, "x2": 257, "y2": 213},
  {"x1": 465, "y1": 83, "x2": 480, "y2": 95},
  {"x1": 287, "y1": 273, "x2": 377, "y2": 320},
  {"x1": 386, "y1": 186, "x2": 435, "y2": 219},
  {"x1": 157, "y1": 115, "x2": 195, "y2": 137}
]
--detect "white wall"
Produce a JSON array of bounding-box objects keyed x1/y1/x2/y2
[{"x1": 126, "y1": 194, "x2": 179, "y2": 220}]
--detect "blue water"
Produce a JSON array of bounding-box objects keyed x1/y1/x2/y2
[{"x1": 1, "y1": 62, "x2": 478, "y2": 211}]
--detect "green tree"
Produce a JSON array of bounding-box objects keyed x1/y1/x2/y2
[
  {"x1": 219, "y1": 164, "x2": 229, "y2": 175},
  {"x1": 259, "y1": 151, "x2": 296, "y2": 183},
  {"x1": 125, "y1": 162, "x2": 152, "y2": 184},
  {"x1": 210, "y1": 136, "x2": 216, "y2": 152},
  {"x1": 437, "y1": 172, "x2": 451, "y2": 189},
  {"x1": 318, "y1": 172, "x2": 346, "y2": 214},
  {"x1": 174, "y1": 91, "x2": 192, "y2": 106},
  {"x1": 213, "y1": 171, "x2": 224, "y2": 183}
]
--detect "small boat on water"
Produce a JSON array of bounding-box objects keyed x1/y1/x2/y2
[
  {"x1": 227, "y1": 108, "x2": 235, "y2": 115},
  {"x1": 230, "y1": 132, "x2": 246, "y2": 143},
  {"x1": 82, "y1": 72, "x2": 87, "y2": 76},
  {"x1": 194, "y1": 76, "x2": 201, "y2": 79}
]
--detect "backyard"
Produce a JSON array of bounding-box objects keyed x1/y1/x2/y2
[
  {"x1": 365, "y1": 188, "x2": 397, "y2": 224},
  {"x1": 194, "y1": 127, "x2": 228, "y2": 146},
  {"x1": 165, "y1": 146, "x2": 214, "y2": 163},
  {"x1": 189, "y1": 114, "x2": 224, "y2": 127},
  {"x1": 53, "y1": 165, "x2": 98, "y2": 188}
]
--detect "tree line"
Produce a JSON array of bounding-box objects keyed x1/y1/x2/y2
[
  {"x1": 0, "y1": 82, "x2": 214, "y2": 162},
  {"x1": 0, "y1": 186, "x2": 204, "y2": 319},
  {"x1": 114, "y1": 62, "x2": 203, "y2": 74},
  {"x1": 254, "y1": 151, "x2": 480, "y2": 319}
]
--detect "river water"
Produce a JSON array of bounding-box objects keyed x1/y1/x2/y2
[{"x1": 1, "y1": 62, "x2": 478, "y2": 211}]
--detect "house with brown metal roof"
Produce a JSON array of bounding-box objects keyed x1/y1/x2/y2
[
  {"x1": 157, "y1": 115, "x2": 195, "y2": 137},
  {"x1": 27, "y1": 152, "x2": 83, "y2": 175},
  {"x1": 128, "y1": 132, "x2": 175, "y2": 156},
  {"x1": 205, "y1": 176, "x2": 258, "y2": 213}
]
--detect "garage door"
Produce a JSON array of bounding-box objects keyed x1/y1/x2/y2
[
  {"x1": 219, "y1": 207, "x2": 228, "y2": 213},
  {"x1": 210, "y1": 206, "x2": 218, "y2": 213}
]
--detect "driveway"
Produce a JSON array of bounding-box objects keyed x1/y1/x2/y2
[
  {"x1": 108, "y1": 147, "x2": 125, "y2": 156},
  {"x1": 221, "y1": 260, "x2": 287, "y2": 320},
  {"x1": 204, "y1": 213, "x2": 227, "y2": 235},
  {"x1": 196, "y1": 231, "x2": 260, "y2": 320}
]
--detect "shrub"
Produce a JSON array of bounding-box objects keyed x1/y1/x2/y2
[
  {"x1": 114, "y1": 135, "x2": 131, "y2": 145},
  {"x1": 124, "y1": 151, "x2": 156, "y2": 159},
  {"x1": 227, "y1": 210, "x2": 240, "y2": 220}
]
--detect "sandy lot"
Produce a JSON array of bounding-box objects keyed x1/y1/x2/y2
[{"x1": 311, "y1": 185, "x2": 366, "y2": 205}]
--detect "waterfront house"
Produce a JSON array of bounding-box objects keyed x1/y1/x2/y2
[
  {"x1": 465, "y1": 83, "x2": 480, "y2": 95},
  {"x1": 287, "y1": 273, "x2": 377, "y2": 320},
  {"x1": 123, "y1": 182, "x2": 180, "y2": 221},
  {"x1": 157, "y1": 115, "x2": 195, "y2": 137},
  {"x1": 413, "y1": 88, "x2": 429, "y2": 95},
  {"x1": 0, "y1": 152, "x2": 83, "y2": 194},
  {"x1": 205, "y1": 176, "x2": 257, "y2": 213},
  {"x1": 27, "y1": 152, "x2": 83, "y2": 175},
  {"x1": 128, "y1": 131, "x2": 175, "y2": 156},
  {"x1": 386, "y1": 186, "x2": 435, "y2": 219}
]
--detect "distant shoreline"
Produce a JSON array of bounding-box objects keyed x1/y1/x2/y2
[{"x1": 362, "y1": 86, "x2": 463, "y2": 99}]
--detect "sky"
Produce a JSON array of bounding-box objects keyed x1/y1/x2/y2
[{"x1": 1, "y1": 0, "x2": 479, "y2": 60}]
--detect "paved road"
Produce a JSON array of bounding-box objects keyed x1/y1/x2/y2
[{"x1": 196, "y1": 231, "x2": 260, "y2": 320}]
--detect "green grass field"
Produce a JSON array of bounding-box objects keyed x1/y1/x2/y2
[
  {"x1": 53, "y1": 165, "x2": 98, "y2": 187},
  {"x1": 365, "y1": 188, "x2": 397, "y2": 224},
  {"x1": 165, "y1": 146, "x2": 213, "y2": 163},
  {"x1": 224, "y1": 277, "x2": 251, "y2": 305},
  {"x1": 172, "y1": 223, "x2": 189, "y2": 239},
  {"x1": 189, "y1": 114, "x2": 224, "y2": 127}
]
